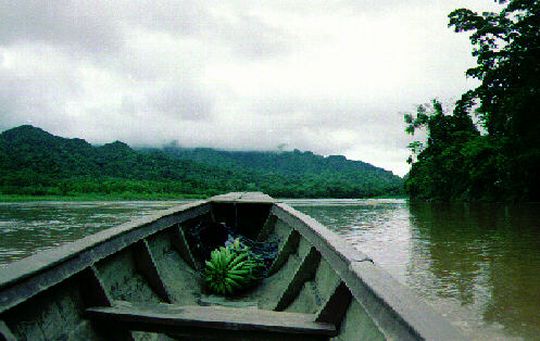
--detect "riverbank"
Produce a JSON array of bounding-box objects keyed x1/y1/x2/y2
[
  {"x1": 0, "y1": 193, "x2": 206, "y2": 202},
  {"x1": 0, "y1": 193, "x2": 407, "y2": 202}
]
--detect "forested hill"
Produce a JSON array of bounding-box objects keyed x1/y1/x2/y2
[
  {"x1": 158, "y1": 145, "x2": 386, "y2": 177},
  {"x1": 0, "y1": 125, "x2": 403, "y2": 198},
  {"x1": 142, "y1": 145, "x2": 403, "y2": 197}
]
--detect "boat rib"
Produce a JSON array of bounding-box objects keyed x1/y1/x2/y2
[{"x1": 0, "y1": 192, "x2": 466, "y2": 340}]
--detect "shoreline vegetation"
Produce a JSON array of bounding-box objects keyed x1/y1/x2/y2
[
  {"x1": 404, "y1": 1, "x2": 540, "y2": 202},
  {"x1": 0, "y1": 193, "x2": 206, "y2": 202},
  {"x1": 0, "y1": 193, "x2": 407, "y2": 203},
  {"x1": 0, "y1": 126, "x2": 404, "y2": 201}
]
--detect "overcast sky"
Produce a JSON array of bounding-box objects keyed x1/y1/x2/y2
[{"x1": 0, "y1": 1, "x2": 502, "y2": 176}]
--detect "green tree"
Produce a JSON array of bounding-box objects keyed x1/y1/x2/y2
[
  {"x1": 449, "y1": 0, "x2": 540, "y2": 199},
  {"x1": 404, "y1": 100, "x2": 479, "y2": 200},
  {"x1": 405, "y1": 0, "x2": 540, "y2": 201}
]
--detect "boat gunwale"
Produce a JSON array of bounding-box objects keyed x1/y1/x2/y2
[
  {"x1": 209, "y1": 191, "x2": 276, "y2": 204},
  {"x1": 0, "y1": 200, "x2": 210, "y2": 312},
  {"x1": 0, "y1": 193, "x2": 465, "y2": 340},
  {"x1": 273, "y1": 202, "x2": 466, "y2": 340}
]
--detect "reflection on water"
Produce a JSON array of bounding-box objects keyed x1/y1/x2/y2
[
  {"x1": 406, "y1": 203, "x2": 540, "y2": 340},
  {"x1": 289, "y1": 199, "x2": 412, "y2": 281},
  {"x1": 0, "y1": 201, "x2": 187, "y2": 265},
  {"x1": 0, "y1": 199, "x2": 539, "y2": 339},
  {"x1": 291, "y1": 199, "x2": 540, "y2": 340}
]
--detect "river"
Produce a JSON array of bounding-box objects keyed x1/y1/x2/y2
[{"x1": 0, "y1": 199, "x2": 539, "y2": 339}]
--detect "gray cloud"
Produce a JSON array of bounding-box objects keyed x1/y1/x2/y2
[
  {"x1": 0, "y1": 1, "x2": 294, "y2": 60},
  {"x1": 0, "y1": 1, "x2": 122, "y2": 54},
  {"x1": 0, "y1": 1, "x2": 500, "y2": 176},
  {"x1": 0, "y1": 47, "x2": 82, "y2": 128},
  {"x1": 210, "y1": 14, "x2": 294, "y2": 59},
  {"x1": 120, "y1": 0, "x2": 210, "y2": 35},
  {"x1": 122, "y1": 1, "x2": 294, "y2": 59},
  {"x1": 147, "y1": 83, "x2": 214, "y2": 120}
]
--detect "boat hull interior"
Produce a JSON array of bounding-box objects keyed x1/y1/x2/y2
[{"x1": 0, "y1": 193, "x2": 464, "y2": 340}]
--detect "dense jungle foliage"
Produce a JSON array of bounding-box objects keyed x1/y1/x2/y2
[
  {"x1": 0, "y1": 125, "x2": 403, "y2": 199},
  {"x1": 405, "y1": 0, "x2": 540, "y2": 201}
]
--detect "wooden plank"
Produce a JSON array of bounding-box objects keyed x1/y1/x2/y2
[
  {"x1": 316, "y1": 281, "x2": 352, "y2": 329},
  {"x1": 272, "y1": 204, "x2": 371, "y2": 268},
  {"x1": 209, "y1": 192, "x2": 243, "y2": 202},
  {"x1": 79, "y1": 267, "x2": 135, "y2": 341},
  {"x1": 80, "y1": 266, "x2": 113, "y2": 307},
  {"x1": 237, "y1": 192, "x2": 275, "y2": 203},
  {"x1": 134, "y1": 240, "x2": 172, "y2": 303},
  {"x1": 210, "y1": 192, "x2": 275, "y2": 203},
  {"x1": 255, "y1": 214, "x2": 278, "y2": 241},
  {"x1": 275, "y1": 247, "x2": 321, "y2": 311},
  {"x1": 171, "y1": 225, "x2": 197, "y2": 269},
  {"x1": 267, "y1": 230, "x2": 300, "y2": 275},
  {"x1": 85, "y1": 302, "x2": 336, "y2": 337},
  {"x1": 0, "y1": 320, "x2": 17, "y2": 341},
  {"x1": 272, "y1": 203, "x2": 466, "y2": 340},
  {"x1": 0, "y1": 202, "x2": 210, "y2": 314}
]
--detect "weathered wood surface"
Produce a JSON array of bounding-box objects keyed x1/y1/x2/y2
[
  {"x1": 273, "y1": 203, "x2": 466, "y2": 340},
  {"x1": 171, "y1": 225, "x2": 197, "y2": 269},
  {"x1": 134, "y1": 240, "x2": 172, "y2": 303},
  {"x1": 0, "y1": 320, "x2": 17, "y2": 341},
  {"x1": 275, "y1": 247, "x2": 321, "y2": 311},
  {"x1": 210, "y1": 192, "x2": 275, "y2": 203},
  {"x1": 86, "y1": 301, "x2": 336, "y2": 337},
  {"x1": 80, "y1": 266, "x2": 113, "y2": 307},
  {"x1": 0, "y1": 201, "x2": 210, "y2": 313},
  {"x1": 267, "y1": 229, "x2": 300, "y2": 275},
  {"x1": 0, "y1": 192, "x2": 465, "y2": 341},
  {"x1": 316, "y1": 281, "x2": 352, "y2": 327}
]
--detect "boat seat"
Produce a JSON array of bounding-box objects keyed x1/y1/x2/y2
[{"x1": 85, "y1": 301, "x2": 337, "y2": 340}]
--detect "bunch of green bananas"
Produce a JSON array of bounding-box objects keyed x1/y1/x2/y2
[{"x1": 203, "y1": 240, "x2": 262, "y2": 295}]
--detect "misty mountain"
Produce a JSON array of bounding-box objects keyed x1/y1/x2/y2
[
  {"x1": 0, "y1": 125, "x2": 403, "y2": 198},
  {"x1": 144, "y1": 144, "x2": 403, "y2": 196}
]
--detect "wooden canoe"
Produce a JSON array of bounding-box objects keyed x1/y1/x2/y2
[{"x1": 0, "y1": 192, "x2": 464, "y2": 340}]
